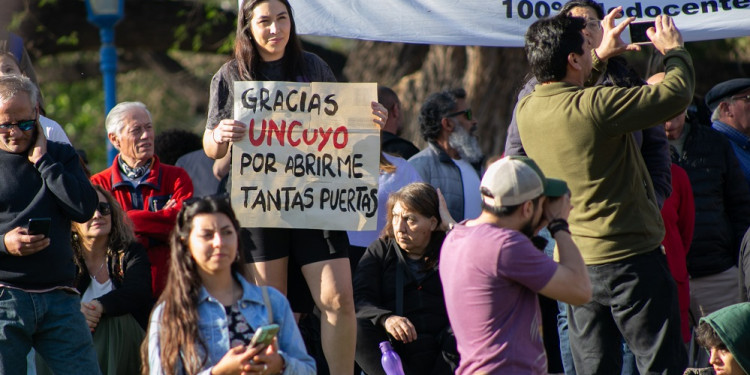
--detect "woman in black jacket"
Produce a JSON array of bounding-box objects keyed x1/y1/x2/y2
[{"x1": 354, "y1": 183, "x2": 457, "y2": 375}]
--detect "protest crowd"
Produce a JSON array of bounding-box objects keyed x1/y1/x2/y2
[{"x1": 3, "y1": 0, "x2": 750, "y2": 374}]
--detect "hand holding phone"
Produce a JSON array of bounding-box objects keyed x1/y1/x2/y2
[
  {"x1": 3, "y1": 225, "x2": 50, "y2": 256},
  {"x1": 648, "y1": 15, "x2": 684, "y2": 54},
  {"x1": 249, "y1": 324, "x2": 280, "y2": 350},
  {"x1": 28, "y1": 218, "x2": 51, "y2": 237},
  {"x1": 629, "y1": 21, "x2": 655, "y2": 45}
]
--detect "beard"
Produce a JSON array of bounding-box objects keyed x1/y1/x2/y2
[
  {"x1": 520, "y1": 204, "x2": 545, "y2": 239},
  {"x1": 520, "y1": 218, "x2": 536, "y2": 238},
  {"x1": 448, "y1": 124, "x2": 483, "y2": 164}
]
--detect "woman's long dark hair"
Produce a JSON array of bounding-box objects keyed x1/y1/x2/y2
[
  {"x1": 234, "y1": 0, "x2": 305, "y2": 80},
  {"x1": 72, "y1": 185, "x2": 136, "y2": 284},
  {"x1": 381, "y1": 183, "x2": 445, "y2": 270},
  {"x1": 141, "y1": 195, "x2": 248, "y2": 375}
]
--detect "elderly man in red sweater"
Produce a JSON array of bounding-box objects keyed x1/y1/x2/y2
[{"x1": 91, "y1": 102, "x2": 193, "y2": 296}]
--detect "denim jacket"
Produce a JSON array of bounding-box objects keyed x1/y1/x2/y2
[{"x1": 147, "y1": 274, "x2": 315, "y2": 375}]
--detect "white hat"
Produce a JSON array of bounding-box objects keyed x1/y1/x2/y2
[{"x1": 480, "y1": 156, "x2": 568, "y2": 208}]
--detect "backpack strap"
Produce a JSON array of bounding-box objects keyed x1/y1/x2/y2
[{"x1": 261, "y1": 286, "x2": 273, "y2": 324}]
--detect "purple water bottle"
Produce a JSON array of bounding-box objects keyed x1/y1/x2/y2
[{"x1": 379, "y1": 341, "x2": 406, "y2": 375}]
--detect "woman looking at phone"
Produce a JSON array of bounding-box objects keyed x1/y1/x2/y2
[
  {"x1": 142, "y1": 195, "x2": 314, "y2": 375},
  {"x1": 202, "y1": 0, "x2": 387, "y2": 372}
]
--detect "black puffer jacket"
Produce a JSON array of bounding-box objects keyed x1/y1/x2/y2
[{"x1": 672, "y1": 122, "x2": 750, "y2": 278}]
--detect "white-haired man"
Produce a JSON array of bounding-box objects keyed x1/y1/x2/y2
[{"x1": 91, "y1": 102, "x2": 193, "y2": 296}]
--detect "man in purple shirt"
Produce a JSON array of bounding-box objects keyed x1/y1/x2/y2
[{"x1": 440, "y1": 156, "x2": 591, "y2": 374}]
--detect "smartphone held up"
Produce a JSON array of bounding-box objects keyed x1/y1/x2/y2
[{"x1": 629, "y1": 21, "x2": 655, "y2": 45}]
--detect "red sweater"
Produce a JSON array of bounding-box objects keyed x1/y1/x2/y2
[
  {"x1": 91, "y1": 155, "x2": 193, "y2": 295},
  {"x1": 660, "y1": 163, "x2": 695, "y2": 342}
]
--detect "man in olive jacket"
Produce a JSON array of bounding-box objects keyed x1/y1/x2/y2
[{"x1": 517, "y1": 12, "x2": 693, "y2": 374}]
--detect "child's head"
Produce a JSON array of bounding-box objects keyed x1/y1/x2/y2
[
  {"x1": 0, "y1": 52, "x2": 23, "y2": 76},
  {"x1": 697, "y1": 303, "x2": 750, "y2": 375}
]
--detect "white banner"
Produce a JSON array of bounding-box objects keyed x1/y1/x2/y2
[
  {"x1": 284, "y1": 0, "x2": 750, "y2": 47},
  {"x1": 231, "y1": 81, "x2": 380, "y2": 230}
]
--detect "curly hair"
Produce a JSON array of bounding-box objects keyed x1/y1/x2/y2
[
  {"x1": 418, "y1": 91, "x2": 458, "y2": 142},
  {"x1": 234, "y1": 0, "x2": 305, "y2": 81},
  {"x1": 141, "y1": 195, "x2": 248, "y2": 375},
  {"x1": 381, "y1": 183, "x2": 445, "y2": 270},
  {"x1": 71, "y1": 185, "x2": 136, "y2": 285}
]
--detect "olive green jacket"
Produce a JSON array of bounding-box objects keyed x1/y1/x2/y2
[{"x1": 517, "y1": 48, "x2": 695, "y2": 264}]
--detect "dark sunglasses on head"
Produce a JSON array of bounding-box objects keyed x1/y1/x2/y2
[
  {"x1": 96, "y1": 202, "x2": 112, "y2": 216},
  {"x1": 446, "y1": 109, "x2": 472, "y2": 121},
  {"x1": 0, "y1": 119, "x2": 35, "y2": 132}
]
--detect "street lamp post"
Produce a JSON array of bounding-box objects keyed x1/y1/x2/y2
[{"x1": 84, "y1": 0, "x2": 124, "y2": 165}]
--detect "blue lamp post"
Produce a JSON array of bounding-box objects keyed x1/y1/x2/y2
[{"x1": 84, "y1": 0, "x2": 124, "y2": 165}]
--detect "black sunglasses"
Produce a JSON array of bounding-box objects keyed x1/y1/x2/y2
[
  {"x1": 0, "y1": 119, "x2": 35, "y2": 132},
  {"x1": 96, "y1": 202, "x2": 112, "y2": 216},
  {"x1": 445, "y1": 109, "x2": 472, "y2": 121}
]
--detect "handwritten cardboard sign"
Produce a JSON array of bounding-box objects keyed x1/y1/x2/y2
[{"x1": 231, "y1": 81, "x2": 379, "y2": 230}]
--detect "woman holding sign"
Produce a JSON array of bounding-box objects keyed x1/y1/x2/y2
[{"x1": 202, "y1": 0, "x2": 387, "y2": 373}]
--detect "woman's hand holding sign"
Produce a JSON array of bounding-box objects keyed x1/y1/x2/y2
[{"x1": 212, "y1": 119, "x2": 248, "y2": 144}]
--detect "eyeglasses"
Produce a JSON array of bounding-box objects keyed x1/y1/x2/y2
[
  {"x1": 0, "y1": 119, "x2": 35, "y2": 132},
  {"x1": 585, "y1": 19, "x2": 602, "y2": 30},
  {"x1": 446, "y1": 109, "x2": 473, "y2": 121},
  {"x1": 731, "y1": 94, "x2": 750, "y2": 102},
  {"x1": 96, "y1": 202, "x2": 112, "y2": 216}
]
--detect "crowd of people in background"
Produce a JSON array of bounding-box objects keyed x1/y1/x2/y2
[{"x1": 2, "y1": 0, "x2": 750, "y2": 374}]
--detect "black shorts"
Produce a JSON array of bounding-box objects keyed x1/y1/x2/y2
[
  {"x1": 241, "y1": 227, "x2": 349, "y2": 265},
  {"x1": 242, "y1": 227, "x2": 349, "y2": 313}
]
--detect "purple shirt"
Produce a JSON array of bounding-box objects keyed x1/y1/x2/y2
[{"x1": 440, "y1": 223, "x2": 558, "y2": 375}]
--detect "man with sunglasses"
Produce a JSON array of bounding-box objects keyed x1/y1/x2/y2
[
  {"x1": 706, "y1": 79, "x2": 750, "y2": 187},
  {"x1": 0, "y1": 75, "x2": 100, "y2": 373},
  {"x1": 409, "y1": 88, "x2": 484, "y2": 221}
]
